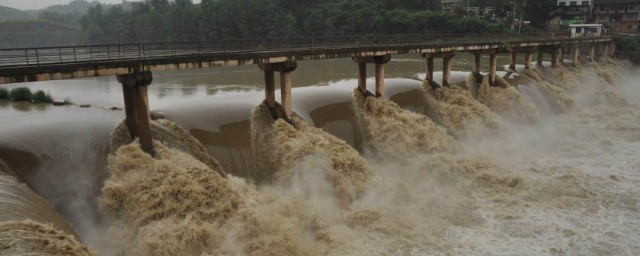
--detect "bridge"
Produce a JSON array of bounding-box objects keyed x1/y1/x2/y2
[{"x1": 0, "y1": 34, "x2": 615, "y2": 155}]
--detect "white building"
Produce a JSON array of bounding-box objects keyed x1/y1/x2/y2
[{"x1": 557, "y1": 0, "x2": 593, "y2": 6}]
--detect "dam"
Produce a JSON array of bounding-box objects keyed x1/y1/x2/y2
[{"x1": 0, "y1": 33, "x2": 639, "y2": 255}]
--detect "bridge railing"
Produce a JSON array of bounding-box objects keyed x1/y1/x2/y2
[{"x1": 0, "y1": 33, "x2": 598, "y2": 68}]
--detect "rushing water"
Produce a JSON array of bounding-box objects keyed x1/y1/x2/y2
[{"x1": 0, "y1": 53, "x2": 639, "y2": 255}]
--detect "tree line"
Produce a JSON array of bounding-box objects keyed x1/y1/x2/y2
[{"x1": 77, "y1": 0, "x2": 521, "y2": 45}]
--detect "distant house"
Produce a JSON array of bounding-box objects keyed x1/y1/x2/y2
[
  {"x1": 548, "y1": 0, "x2": 593, "y2": 31},
  {"x1": 441, "y1": 0, "x2": 463, "y2": 10},
  {"x1": 593, "y1": 0, "x2": 640, "y2": 33}
]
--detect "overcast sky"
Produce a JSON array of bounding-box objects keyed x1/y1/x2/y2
[{"x1": 0, "y1": 0, "x2": 201, "y2": 10}]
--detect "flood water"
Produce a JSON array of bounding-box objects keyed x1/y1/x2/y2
[{"x1": 0, "y1": 53, "x2": 639, "y2": 255}]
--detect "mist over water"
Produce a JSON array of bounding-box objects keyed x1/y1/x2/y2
[{"x1": 1, "y1": 55, "x2": 639, "y2": 255}]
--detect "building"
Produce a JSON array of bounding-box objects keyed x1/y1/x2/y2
[
  {"x1": 549, "y1": 0, "x2": 594, "y2": 31},
  {"x1": 593, "y1": 0, "x2": 640, "y2": 33},
  {"x1": 441, "y1": 0, "x2": 463, "y2": 10}
]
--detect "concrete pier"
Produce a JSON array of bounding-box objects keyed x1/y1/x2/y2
[
  {"x1": 121, "y1": 84, "x2": 138, "y2": 139},
  {"x1": 353, "y1": 55, "x2": 390, "y2": 97},
  {"x1": 442, "y1": 53, "x2": 453, "y2": 87},
  {"x1": 573, "y1": 46, "x2": 580, "y2": 65},
  {"x1": 489, "y1": 52, "x2": 497, "y2": 84},
  {"x1": 358, "y1": 62, "x2": 367, "y2": 95},
  {"x1": 426, "y1": 56, "x2": 434, "y2": 82},
  {"x1": 589, "y1": 44, "x2": 595, "y2": 62},
  {"x1": 602, "y1": 43, "x2": 610, "y2": 59},
  {"x1": 423, "y1": 52, "x2": 454, "y2": 87},
  {"x1": 264, "y1": 70, "x2": 276, "y2": 114},
  {"x1": 472, "y1": 53, "x2": 481, "y2": 78},
  {"x1": 524, "y1": 51, "x2": 533, "y2": 69},
  {"x1": 509, "y1": 52, "x2": 517, "y2": 71},
  {"x1": 551, "y1": 49, "x2": 558, "y2": 68},
  {"x1": 537, "y1": 48, "x2": 544, "y2": 66},
  {"x1": 375, "y1": 61, "x2": 385, "y2": 97},
  {"x1": 280, "y1": 71, "x2": 292, "y2": 118},
  {"x1": 259, "y1": 58, "x2": 298, "y2": 121},
  {"x1": 117, "y1": 71, "x2": 154, "y2": 155}
]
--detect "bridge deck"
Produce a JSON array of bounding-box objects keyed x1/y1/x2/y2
[{"x1": 0, "y1": 34, "x2": 612, "y2": 84}]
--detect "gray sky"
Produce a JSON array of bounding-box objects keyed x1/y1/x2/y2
[
  {"x1": 0, "y1": 0, "x2": 120, "y2": 10},
  {"x1": 0, "y1": 0, "x2": 201, "y2": 10}
]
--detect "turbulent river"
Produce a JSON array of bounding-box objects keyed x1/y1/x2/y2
[{"x1": 0, "y1": 54, "x2": 639, "y2": 255}]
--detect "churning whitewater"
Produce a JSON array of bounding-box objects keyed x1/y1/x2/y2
[{"x1": 1, "y1": 58, "x2": 639, "y2": 256}]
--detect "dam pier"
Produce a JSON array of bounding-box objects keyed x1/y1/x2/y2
[{"x1": 0, "y1": 34, "x2": 615, "y2": 154}]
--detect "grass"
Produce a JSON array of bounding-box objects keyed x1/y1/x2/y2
[
  {"x1": 9, "y1": 87, "x2": 32, "y2": 101},
  {"x1": 0, "y1": 88, "x2": 8, "y2": 99}
]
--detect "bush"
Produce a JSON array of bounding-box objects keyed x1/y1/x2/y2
[
  {"x1": 9, "y1": 87, "x2": 32, "y2": 101},
  {"x1": 32, "y1": 90, "x2": 54, "y2": 103},
  {"x1": 0, "y1": 88, "x2": 8, "y2": 99}
]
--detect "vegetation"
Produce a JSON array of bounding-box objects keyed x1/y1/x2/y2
[
  {"x1": 4, "y1": 87, "x2": 57, "y2": 103},
  {"x1": 32, "y1": 90, "x2": 54, "y2": 103},
  {"x1": 76, "y1": 0, "x2": 513, "y2": 44},
  {"x1": 0, "y1": 88, "x2": 8, "y2": 99},
  {"x1": 614, "y1": 35, "x2": 640, "y2": 64},
  {"x1": 0, "y1": 0, "x2": 564, "y2": 48},
  {"x1": 9, "y1": 87, "x2": 33, "y2": 101}
]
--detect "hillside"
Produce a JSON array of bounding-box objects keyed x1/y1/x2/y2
[
  {"x1": 43, "y1": 0, "x2": 101, "y2": 15},
  {"x1": 0, "y1": 6, "x2": 37, "y2": 22}
]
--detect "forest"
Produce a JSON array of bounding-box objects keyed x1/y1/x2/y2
[{"x1": 0, "y1": 0, "x2": 559, "y2": 47}]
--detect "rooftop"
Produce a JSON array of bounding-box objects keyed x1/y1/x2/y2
[{"x1": 593, "y1": 0, "x2": 640, "y2": 4}]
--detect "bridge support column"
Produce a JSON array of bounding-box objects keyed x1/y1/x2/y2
[
  {"x1": 537, "y1": 48, "x2": 544, "y2": 66},
  {"x1": 489, "y1": 52, "x2": 497, "y2": 85},
  {"x1": 524, "y1": 51, "x2": 533, "y2": 69},
  {"x1": 426, "y1": 57, "x2": 434, "y2": 83},
  {"x1": 121, "y1": 84, "x2": 138, "y2": 140},
  {"x1": 558, "y1": 47, "x2": 565, "y2": 65},
  {"x1": 551, "y1": 49, "x2": 558, "y2": 68},
  {"x1": 423, "y1": 52, "x2": 455, "y2": 87},
  {"x1": 442, "y1": 53, "x2": 453, "y2": 87},
  {"x1": 472, "y1": 53, "x2": 481, "y2": 78},
  {"x1": 264, "y1": 70, "x2": 276, "y2": 113},
  {"x1": 358, "y1": 62, "x2": 367, "y2": 95},
  {"x1": 353, "y1": 55, "x2": 391, "y2": 97},
  {"x1": 573, "y1": 46, "x2": 580, "y2": 66},
  {"x1": 259, "y1": 58, "x2": 298, "y2": 121},
  {"x1": 589, "y1": 44, "x2": 595, "y2": 62},
  {"x1": 280, "y1": 72, "x2": 292, "y2": 119},
  {"x1": 509, "y1": 51, "x2": 517, "y2": 71},
  {"x1": 117, "y1": 71, "x2": 154, "y2": 155},
  {"x1": 601, "y1": 43, "x2": 610, "y2": 59},
  {"x1": 375, "y1": 62, "x2": 384, "y2": 97}
]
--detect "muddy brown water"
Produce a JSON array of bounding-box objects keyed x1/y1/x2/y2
[{"x1": 1, "y1": 53, "x2": 639, "y2": 255}]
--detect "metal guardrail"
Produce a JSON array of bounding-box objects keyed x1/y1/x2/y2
[{"x1": 0, "y1": 33, "x2": 608, "y2": 68}]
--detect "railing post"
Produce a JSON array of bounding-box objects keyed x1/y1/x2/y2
[
  {"x1": 107, "y1": 46, "x2": 111, "y2": 61},
  {"x1": 24, "y1": 49, "x2": 29, "y2": 65},
  {"x1": 73, "y1": 47, "x2": 77, "y2": 63},
  {"x1": 35, "y1": 49, "x2": 40, "y2": 65},
  {"x1": 89, "y1": 46, "x2": 92, "y2": 61},
  {"x1": 59, "y1": 48, "x2": 63, "y2": 63}
]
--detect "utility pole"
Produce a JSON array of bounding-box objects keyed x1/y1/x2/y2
[
  {"x1": 518, "y1": 0, "x2": 527, "y2": 33},
  {"x1": 511, "y1": 1, "x2": 517, "y2": 31}
]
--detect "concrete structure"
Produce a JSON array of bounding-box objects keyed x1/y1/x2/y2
[
  {"x1": 593, "y1": 0, "x2": 640, "y2": 34},
  {"x1": 549, "y1": 0, "x2": 594, "y2": 31},
  {"x1": 570, "y1": 24, "x2": 603, "y2": 37},
  {"x1": 0, "y1": 35, "x2": 615, "y2": 154}
]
